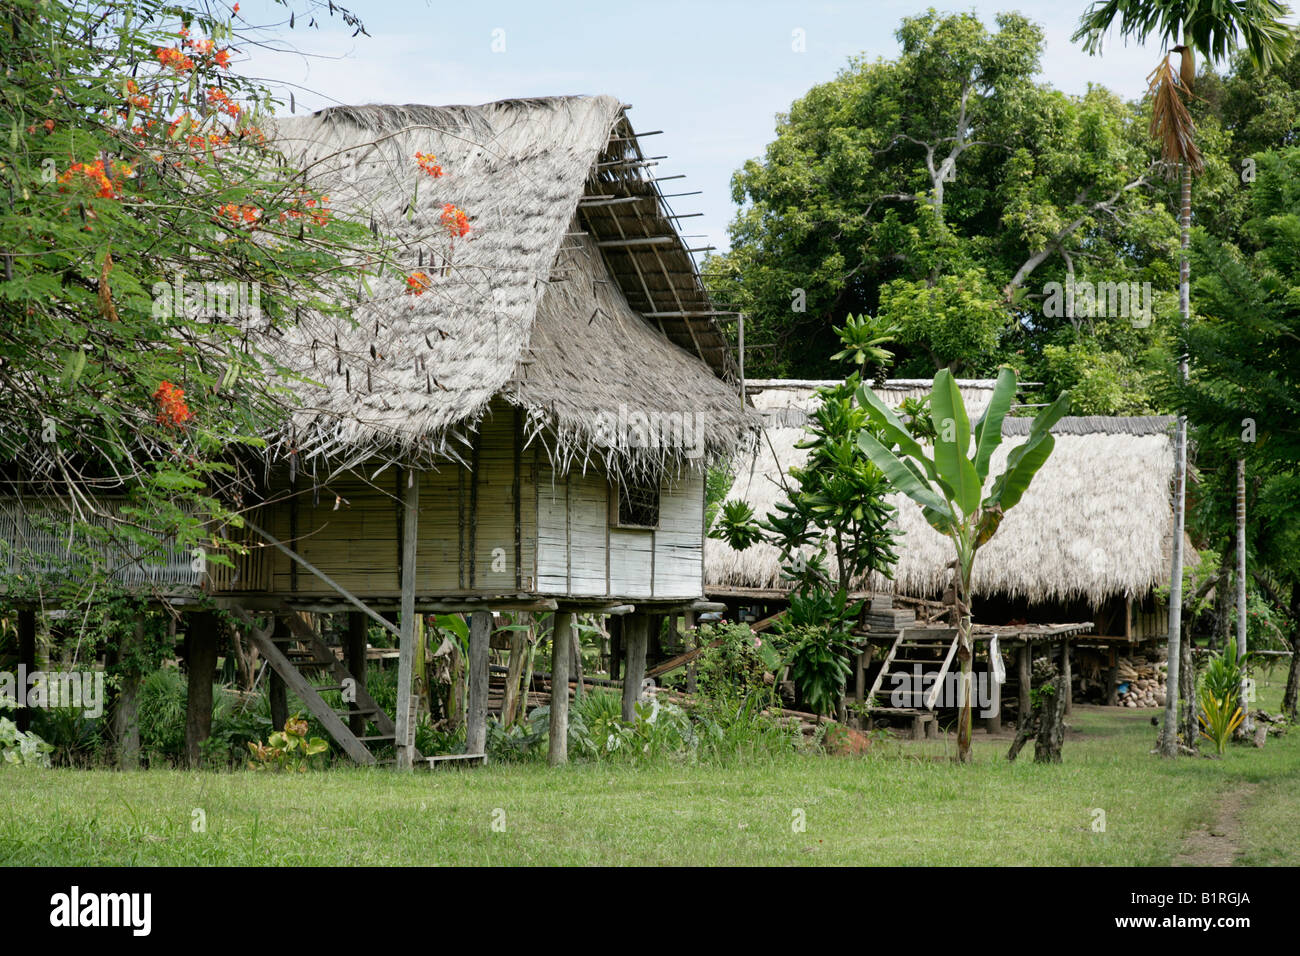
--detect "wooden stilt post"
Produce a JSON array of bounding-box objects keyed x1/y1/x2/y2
[
  {"x1": 394, "y1": 469, "x2": 421, "y2": 769},
  {"x1": 16, "y1": 609, "x2": 36, "y2": 733},
  {"x1": 112, "y1": 617, "x2": 144, "y2": 769},
  {"x1": 269, "y1": 616, "x2": 289, "y2": 731},
  {"x1": 345, "y1": 612, "x2": 368, "y2": 737},
  {"x1": 684, "y1": 611, "x2": 697, "y2": 695},
  {"x1": 983, "y1": 657, "x2": 1003, "y2": 734},
  {"x1": 622, "y1": 612, "x2": 648, "y2": 722},
  {"x1": 183, "y1": 612, "x2": 218, "y2": 769},
  {"x1": 501, "y1": 624, "x2": 526, "y2": 726},
  {"x1": 1017, "y1": 642, "x2": 1032, "y2": 728},
  {"x1": 609, "y1": 615, "x2": 622, "y2": 681},
  {"x1": 467, "y1": 610, "x2": 491, "y2": 755},
  {"x1": 1062, "y1": 639, "x2": 1072, "y2": 716},
  {"x1": 549, "y1": 611, "x2": 573, "y2": 766}
]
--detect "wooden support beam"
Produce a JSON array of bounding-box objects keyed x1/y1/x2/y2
[
  {"x1": 467, "y1": 610, "x2": 491, "y2": 755},
  {"x1": 184, "y1": 611, "x2": 218, "y2": 769},
  {"x1": 1018, "y1": 643, "x2": 1032, "y2": 728},
  {"x1": 346, "y1": 612, "x2": 368, "y2": 737},
  {"x1": 15, "y1": 609, "x2": 35, "y2": 733},
  {"x1": 549, "y1": 611, "x2": 573, "y2": 766},
  {"x1": 622, "y1": 612, "x2": 649, "y2": 722},
  {"x1": 595, "y1": 236, "x2": 677, "y2": 248},
  {"x1": 394, "y1": 470, "x2": 420, "y2": 769},
  {"x1": 1061, "y1": 640, "x2": 1072, "y2": 716},
  {"x1": 683, "y1": 611, "x2": 697, "y2": 695},
  {"x1": 111, "y1": 618, "x2": 143, "y2": 769}
]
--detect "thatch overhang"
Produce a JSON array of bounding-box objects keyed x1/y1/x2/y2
[
  {"x1": 265, "y1": 96, "x2": 754, "y2": 480},
  {"x1": 704, "y1": 379, "x2": 1179, "y2": 606}
]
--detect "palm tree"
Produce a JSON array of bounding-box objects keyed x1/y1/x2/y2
[{"x1": 1073, "y1": 0, "x2": 1293, "y2": 757}]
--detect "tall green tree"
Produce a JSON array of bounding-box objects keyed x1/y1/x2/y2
[
  {"x1": 0, "y1": 0, "x2": 383, "y2": 607},
  {"x1": 707, "y1": 10, "x2": 1178, "y2": 401},
  {"x1": 1074, "y1": 0, "x2": 1294, "y2": 758}
]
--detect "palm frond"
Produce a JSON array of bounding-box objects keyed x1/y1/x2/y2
[{"x1": 1146, "y1": 56, "x2": 1203, "y2": 175}]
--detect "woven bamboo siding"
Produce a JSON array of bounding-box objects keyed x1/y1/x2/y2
[
  {"x1": 468, "y1": 406, "x2": 534, "y2": 591},
  {"x1": 536, "y1": 461, "x2": 569, "y2": 593},
  {"x1": 653, "y1": 474, "x2": 704, "y2": 598},
  {"x1": 567, "y1": 471, "x2": 609, "y2": 595},
  {"x1": 608, "y1": 527, "x2": 654, "y2": 597}
]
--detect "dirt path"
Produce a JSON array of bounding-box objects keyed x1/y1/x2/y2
[{"x1": 1172, "y1": 783, "x2": 1258, "y2": 866}]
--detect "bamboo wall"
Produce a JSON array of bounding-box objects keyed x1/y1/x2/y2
[
  {"x1": 217, "y1": 399, "x2": 706, "y2": 602},
  {"x1": 536, "y1": 463, "x2": 704, "y2": 600}
]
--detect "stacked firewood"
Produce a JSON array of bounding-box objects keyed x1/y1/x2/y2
[{"x1": 1116, "y1": 656, "x2": 1167, "y2": 708}]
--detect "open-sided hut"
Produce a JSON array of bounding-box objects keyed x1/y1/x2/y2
[{"x1": 1, "y1": 96, "x2": 756, "y2": 765}]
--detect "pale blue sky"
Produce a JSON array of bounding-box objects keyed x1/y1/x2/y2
[{"x1": 237, "y1": 1, "x2": 1252, "y2": 252}]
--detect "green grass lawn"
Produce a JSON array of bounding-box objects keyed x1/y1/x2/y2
[{"x1": 2, "y1": 688, "x2": 1296, "y2": 866}]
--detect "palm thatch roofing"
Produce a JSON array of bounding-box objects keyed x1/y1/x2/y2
[
  {"x1": 265, "y1": 96, "x2": 753, "y2": 479},
  {"x1": 704, "y1": 379, "x2": 1178, "y2": 605}
]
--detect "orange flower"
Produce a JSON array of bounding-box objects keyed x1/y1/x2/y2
[
  {"x1": 214, "y1": 48, "x2": 232, "y2": 69},
  {"x1": 415, "y1": 152, "x2": 443, "y2": 177},
  {"x1": 155, "y1": 46, "x2": 194, "y2": 72},
  {"x1": 406, "y1": 271, "x2": 432, "y2": 295},
  {"x1": 58, "y1": 160, "x2": 122, "y2": 199},
  {"x1": 153, "y1": 382, "x2": 192, "y2": 428},
  {"x1": 440, "y1": 203, "x2": 470, "y2": 238}
]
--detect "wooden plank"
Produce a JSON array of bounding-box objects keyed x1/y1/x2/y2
[
  {"x1": 622, "y1": 612, "x2": 649, "y2": 721},
  {"x1": 235, "y1": 608, "x2": 377, "y2": 766},
  {"x1": 549, "y1": 612, "x2": 572, "y2": 765},
  {"x1": 923, "y1": 634, "x2": 960, "y2": 710},
  {"x1": 395, "y1": 470, "x2": 420, "y2": 769},
  {"x1": 864, "y1": 632, "x2": 904, "y2": 707},
  {"x1": 467, "y1": 611, "x2": 491, "y2": 754}
]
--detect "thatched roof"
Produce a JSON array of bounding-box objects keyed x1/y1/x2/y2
[
  {"x1": 704, "y1": 380, "x2": 1178, "y2": 605},
  {"x1": 266, "y1": 96, "x2": 752, "y2": 477}
]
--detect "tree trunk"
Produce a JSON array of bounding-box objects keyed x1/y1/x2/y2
[
  {"x1": 269, "y1": 617, "x2": 289, "y2": 732},
  {"x1": 112, "y1": 618, "x2": 144, "y2": 770},
  {"x1": 622, "y1": 613, "x2": 649, "y2": 722},
  {"x1": 1237, "y1": 457, "x2": 1251, "y2": 731},
  {"x1": 955, "y1": 562, "x2": 974, "y2": 762},
  {"x1": 1034, "y1": 673, "x2": 1066, "y2": 764},
  {"x1": 548, "y1": 612, "x2": 572, "y2": 766},
  {"x1": 1161, "y1": 160, "x2": 1191, "y2": 758},
  {"x1": 183, "y1": 612, "x2": 219, "y2": 769},
  {"x1": 1283, "y1": 581, "x2": 1299, "y2": 721},
  {"x1": 15, "y1": 608, "x2": 36, "y2": 733},
  {"x1": 1179, "y1": 618, "x2": 1198, "y2": 753},
  {"x1": 1212, "y1": 555, "x2": 1231, "y2": 652}
]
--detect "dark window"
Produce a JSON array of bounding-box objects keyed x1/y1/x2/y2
[{"x1": 613, "y1": 479, "x2": 660, "y2": 529}]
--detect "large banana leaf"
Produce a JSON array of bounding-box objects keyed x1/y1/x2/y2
[
  {"x1": 929, "y1": 370, "x2": 981, "y2": 516},
  {"x1": 857, "y1": 430, "x2": 952, "y2": 518},
  {"x1": 972, "y1": 367, "x2": 1017, "y2": 481},
  {"x1": 855, "y1": 382, "x2": 939, "y2": 481}
]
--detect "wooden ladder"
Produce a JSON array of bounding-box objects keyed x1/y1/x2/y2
[
  {"x1": 865, "y1": 627, "x2": 961, "y2": 713},
  {"x1": 231, "y1": 606, "x2": 402, "y2": 766}
]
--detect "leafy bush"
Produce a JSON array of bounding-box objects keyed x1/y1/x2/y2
[
  {"x1": 247, "y1": 713, "x2": 329, "y2": 772},
  {"x1": 694, "y1": 621, "x2": 780, "y2": 710},
  {"x1": 775, "y1": 588, "x2": 863, "y2": 716},
  {"x1": 0, "y1": 693, "x2": 53, "y2": 767},
  {"x1": 1198, "y1": 642, "x2": 1246, "y2": 755}
]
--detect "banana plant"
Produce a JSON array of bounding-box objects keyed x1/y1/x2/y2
[{"x1": 855, "y1": 367, "x2": 1071, "y2": 762}]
